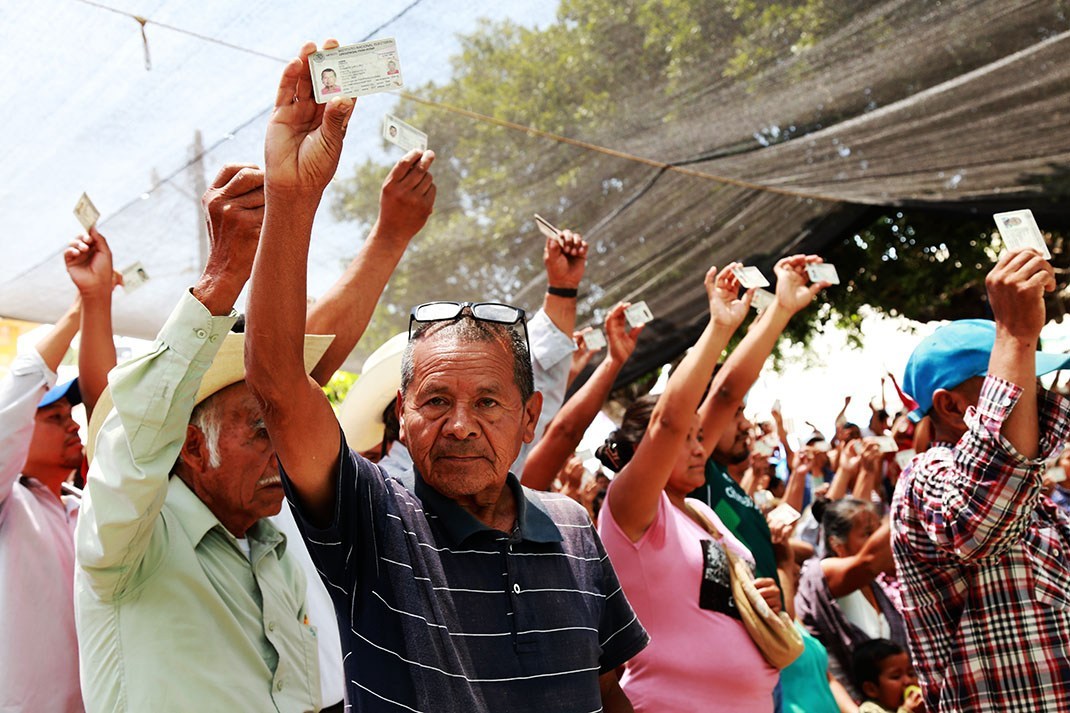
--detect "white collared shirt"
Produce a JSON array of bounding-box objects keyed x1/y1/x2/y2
[{"x1": 0, "y1": 349, "x2": 84, "y2": 712}]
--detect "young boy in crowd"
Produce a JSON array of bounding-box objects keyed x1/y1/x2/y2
[{"x1": 851, "y1": 639, "x2": 925, "y2": 713}]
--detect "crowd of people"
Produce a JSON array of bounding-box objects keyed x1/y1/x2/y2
[{"x1": 3, "y1": 41, "x2": 1069, "y2": 713}]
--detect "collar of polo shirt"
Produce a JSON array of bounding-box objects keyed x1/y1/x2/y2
[{"x1": 410, "y1": 470, "x2": 563, "y2": 547}]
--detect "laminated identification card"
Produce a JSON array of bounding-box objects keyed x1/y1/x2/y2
[
  {"x1": 624, "y1": 301, "x2": 654, "y2": 328},
  {"x1": 993, "y1": 209, "x2": 1050, "y2": 260},
  {"x1": 309, "y1": 38, "x2": 403, "y2": 103},
  {"x1": 382, "y1": 114, "x2": 428, "y2": 152},
  {"x1": 74, "y1": 193, "x2": 99, "y2": 230},
  {"x1": 732, "y1": 266, "x2": 770, "y2": 289}
]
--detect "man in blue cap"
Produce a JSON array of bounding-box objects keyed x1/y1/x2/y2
[
  {"x1": 0, "y1": 228, "x2": 117, "y2": 712},
  {"x1": 891, "y1": 248, "x2": 1070, "y2": 713}
]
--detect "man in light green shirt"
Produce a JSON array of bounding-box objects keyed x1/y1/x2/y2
[{"x1": 74, "y1": 165, "x2": 324, "y2": 712}]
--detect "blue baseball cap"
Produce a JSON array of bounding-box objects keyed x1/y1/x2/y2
[
  {"x1": 903, "y1": 319, "x2": 1070, "y2": 422},
  {"x1": 38, "y1": 378, "x2": 81, "y2": 409}
]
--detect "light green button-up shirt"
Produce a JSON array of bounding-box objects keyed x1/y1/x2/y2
[{"x1": 74, "y1": 291, "x2": 320, "y2": 712}]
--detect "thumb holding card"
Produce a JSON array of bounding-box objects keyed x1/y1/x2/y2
[{"x1": 266, "y1": 40, "x2": 355, "y2": 197}]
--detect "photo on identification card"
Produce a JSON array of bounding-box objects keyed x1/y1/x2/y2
[
  {"x1": 806, "y1": 263, "x2": 840, "y2": 285},
  {"x1": 309, "y1": 38, "x2": 403, "y2": 103},
  {"x1": 74, "y1": 193, "x2": 100, "y2": 231},
  {"x1": 534, "y1": 214, "x2": 559, "y2": 239},
  {"x1": 381, "y1": 114, "x2": 428, "y2": 152},
  {"x1": 732, "y1": 266, "x2": 770, "y2": 289},
  {"x1": 120, "y1": 262, "x2": 150, "y2": 293},
  {"x1": 581, "y1": 329, "x2": 606, "y2": 351},
  {"x1": 624, "y1": 301, "x2": 654, "y2": 328},
  {"x1": 751, "y1": 289, "x2": 775, "y2": 313},
  {"x1": 993, "y1": 209, "x2": 1050, "y2": 260}
]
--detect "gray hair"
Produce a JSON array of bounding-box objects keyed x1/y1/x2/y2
[
  {"x1": 401, "y1": 316, "x2": 534, "y2": 401},
  {"x1": 190, "y1": 395, "x2": 224, "y2": 469}
]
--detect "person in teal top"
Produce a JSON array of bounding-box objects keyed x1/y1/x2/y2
[{"x1": 780, "y1": 624, "x2": 845, "y2": 713}]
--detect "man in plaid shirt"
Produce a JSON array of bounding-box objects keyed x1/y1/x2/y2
[{"x1": 892, "y1": 248, "x2": 1070, "y2": 712}]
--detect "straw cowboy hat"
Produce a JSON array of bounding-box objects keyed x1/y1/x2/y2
[
  {"x1": 86, "y1": 332, "x2": 334, "y2": 462},
  {"x1": 338, "y1": 331, "x2": 408, "y2": 453}
]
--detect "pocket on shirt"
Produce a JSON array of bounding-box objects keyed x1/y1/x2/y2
[{"x1": 1024, "y1": 526, "x2": 1070, "y2": 611}]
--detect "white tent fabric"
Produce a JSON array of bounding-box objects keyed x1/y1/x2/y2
[{"x1": 0, "y1": 0, "x2": 556, "y2": 370}]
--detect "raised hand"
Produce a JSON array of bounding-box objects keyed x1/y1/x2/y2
[
  {"x1": 201, "y1": 164, "x2": 266, "y2": 284},
  {"x1": 265, "y1": 40, "x2": 355, "y2": 197},
  {"x1": 544, "y1": 230, "x2": 588, "y2": 289},
  {"x1": 604, "y1": 303, "x2": 642, "y2": 364},
  {"x1": 986, "y1": 248, "x2": 1054, "y2": 342},
  {"x1": 376, "y1": 149, "x2": 436, "y2": 243},
  {"x1": 65, "y1": 228, "x2": 116, "y2": 298},
  {"x1": 773, "y1": 254, "x2": 825, "y2": 315},
  {"x1": 705, "y1": 262, "x2": 752, "y2": 329}
]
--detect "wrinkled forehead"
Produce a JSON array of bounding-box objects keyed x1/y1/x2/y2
[{"x1": 409, "y1": 331, "x2": 516, "y2": 384}]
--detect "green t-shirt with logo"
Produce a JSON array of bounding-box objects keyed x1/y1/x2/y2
[{"x1": 688, "y1": 460, "x2": 779, "y2": 584}]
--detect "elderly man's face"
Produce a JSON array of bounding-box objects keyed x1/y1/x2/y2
[
  {"x1": 400, "y1": 332, "x2": 541, "y2": 503},
  {"x1": 184, "y1": 383, "x2": 284, "y2": 535}
]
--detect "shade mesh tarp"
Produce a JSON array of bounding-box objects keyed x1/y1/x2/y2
[{"x1": 2, "y1": 0, "x2": 1069, "y2": 382}]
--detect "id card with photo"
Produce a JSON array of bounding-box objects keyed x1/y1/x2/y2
[
  {"x1": 382, "y1": 114, "x2": 427, "y2": 152},
  {"x1": 806, "y1": 263, "x2": 840, "y2": 285},
  {"x1": 732, "y1": 266, "x2": 770, "y2": 289},
  {"x1": 309, "y1": 38, "x2": 403, "y2": 103},
  {"x1": 120, "y1": 262, "x2": 150, "y2": 293},
  {"x1": 751, "y1": 288, "x2": 775, "y2": 313},
  {"x1": 74, "y1": 193, "x2": 100, "y2": 231},
  {"x1": 581, "y1": 328, "x2": 606, "y2": 351},
  {"x1": 625, "y1": 301, "x2": 654, "y2": 328},
  {"x1": 534, "y1": 213, "x2": 559, "y2": 239},
  {"x1": 993, "y1": 209, "x2": 1050, "y2": 260}
]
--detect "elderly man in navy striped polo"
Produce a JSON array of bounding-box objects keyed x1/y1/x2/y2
[{"x1": 245, "y1": 42, "x2": 648, "y2": 712}]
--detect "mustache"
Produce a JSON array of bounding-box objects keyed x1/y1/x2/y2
[{"x1": 432, "y1": 446, "x2": 490, "y2": 459}]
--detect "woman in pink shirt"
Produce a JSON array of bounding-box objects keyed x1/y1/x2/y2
[{"x1": 597, "y1": 264, "x2": 780, "y2": 712}]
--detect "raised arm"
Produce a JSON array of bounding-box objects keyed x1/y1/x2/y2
[
  {"x1": 907, "y1": 249, "x2": 1060, "y2": 563},
  {"x1": 307, "y1": 149, "x2": 435, "y2": 385},
  {"x1": 608, "y1": 265, "x2": 751, "y2": 540},
  {"x1": 76, "y1": 163, "x2": 262, "y2": 599},
  {"x1": 522, "y1": 303, "x2": 641, "y2": 490},
  {"x1": 697, "y1": 255, "x2": 825, "y2": 458},
  {"x1": 0, "y1": 296, "x2": 80, "y2": 504},
  {"x1": 541, "y1": 230, "x2": 588, "y2": 336},
  {"x1": 821, "y1": 520, "x2": 894, "y2": 597},
  {"x1": 64, "y1": 228, "x2": 118, "y2": 415},
  {"x1": 246, "y1": 40, "x2": 355, "y2": 526}
]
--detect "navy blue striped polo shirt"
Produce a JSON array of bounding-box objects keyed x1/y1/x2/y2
[{"x1": 282, "y1": 434, "x2": 648, "y2": 712}]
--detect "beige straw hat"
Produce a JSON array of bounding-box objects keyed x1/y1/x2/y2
[{"x1": 87, "y1": 332, "x2": 334, "y2": 462}]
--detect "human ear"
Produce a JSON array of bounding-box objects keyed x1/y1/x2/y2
[
  {"x1": 521, "y1": 391, "x2": 544, "y2": 444},
  {"x1": 178, "y1": 424, "x2": 208, "y2": 473}
]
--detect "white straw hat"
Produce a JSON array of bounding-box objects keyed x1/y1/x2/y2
[{"x1": 337, "y1": 331, "x2": 408, "y2": 453}]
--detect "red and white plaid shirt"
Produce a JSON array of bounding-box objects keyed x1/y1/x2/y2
[{"x1": 891, "y1": 375, "x2": 1070, "y2": 712}]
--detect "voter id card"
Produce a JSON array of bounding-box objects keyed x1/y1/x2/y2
[
  {"x1": 993, "y1": 209, "x2": 1050, "y2": 260},
  {"x1": 382, "y1": 114, "x2": 427, "y2": 152},
  {"x1": 625, "y1": 301, "x2": 654, "y2": 328},
  {"x1": 806, "y1": 263, "x2": 840, "y2": 285},
  {"x1": 309, "y1": 38, "x2": 403, "y2": 103},
  {"x1": 534, "y1": 214, "x2": 559, "y2": 239},
  {"x1": 581, "y1": 328, "x2": 606, "y2": 351},
  {"x1": 732, "y1": 266, "x2": 770, "y2": 289},
  {"x1": 74, "y1": 193, "x2": 100, "y2": 230}
]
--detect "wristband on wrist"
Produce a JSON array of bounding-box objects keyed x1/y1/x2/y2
[{"x1": 547, "y1": 286, "x2": 578, "y2": 298}]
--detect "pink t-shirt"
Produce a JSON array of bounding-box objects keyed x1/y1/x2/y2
[{"x1": 599, "y1": 487, "x2": 777, "y2": 713}]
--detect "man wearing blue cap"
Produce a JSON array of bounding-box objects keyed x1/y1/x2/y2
[
  {"x1": 891, "y1": 248, "x2": 1070, "y2": 713},
  {"x1": 0, "y1": 228, "x2": 116, "y2": 712}
]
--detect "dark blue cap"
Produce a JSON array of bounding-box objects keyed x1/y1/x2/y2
[{"x1": 903, "y1": 319, "x2": 1070, "y2": 422}]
